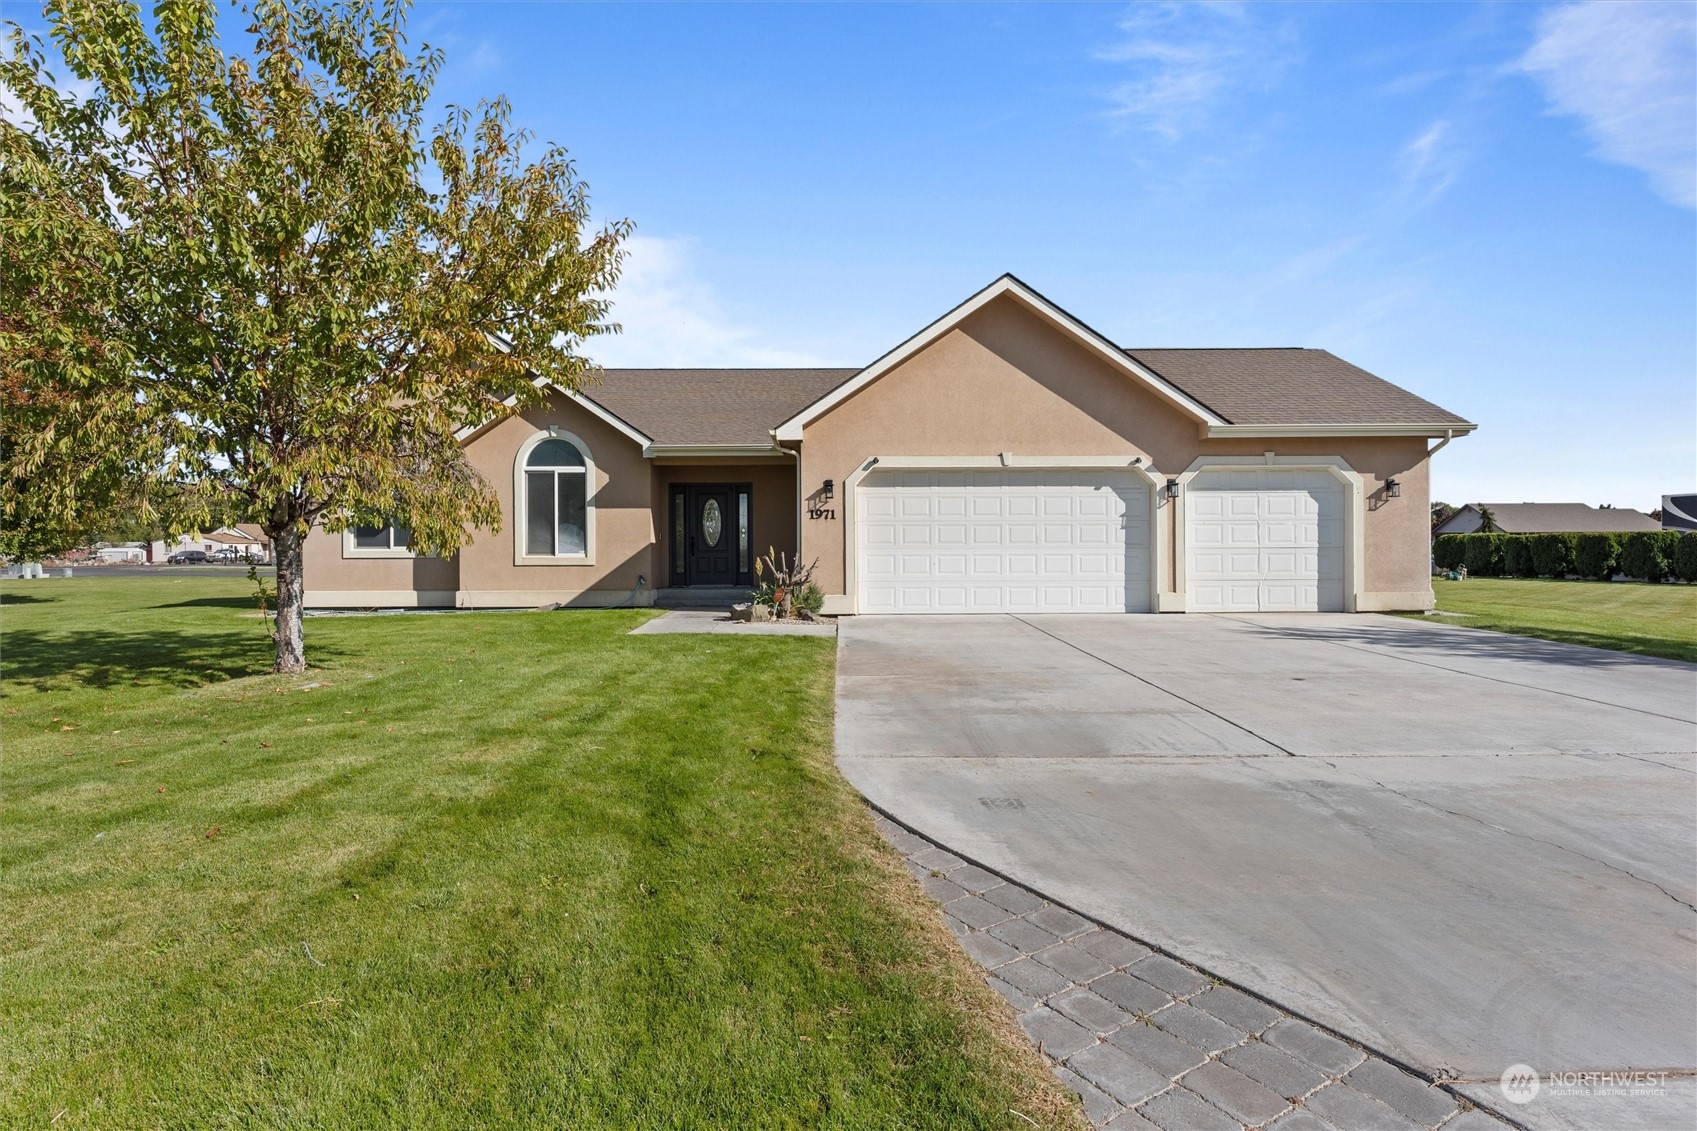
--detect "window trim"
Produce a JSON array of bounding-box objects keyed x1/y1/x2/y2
[
  {"x1": 341, "y1": 522, "x2": 415, "y2": 559},
  {"x1": 513, "y1": 427, "x2": 597, "y2": 566}
]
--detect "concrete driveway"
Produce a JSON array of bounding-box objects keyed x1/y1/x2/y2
[{"x1": 835, "y1": 613, "x2": 1697, "y2": 1130}]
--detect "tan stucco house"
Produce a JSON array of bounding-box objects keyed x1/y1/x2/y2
[{"x1": 305, "y1": 275, "x2": 1475, "y2": 615}]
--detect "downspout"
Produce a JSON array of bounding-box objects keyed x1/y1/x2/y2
[
  {"x1": 1428, "y1": 428, "x2": 1455, "y2": 457},
  {"x1": 772, "y1": 430, "x2": 801, "y2": 562}
]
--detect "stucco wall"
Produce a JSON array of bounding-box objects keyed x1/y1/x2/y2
[
  {"x1": 454, "y1": 394, "x2": 653, "y2": 604},
  {"x1": 304, "y1": 391, "x2": 655, "y2": 607},
  {"x1": 302, "y1": 527, "x2": 460, "y2": 606},
  {"x1": 798, "y1": 295, "x2": 1436, "y2": 610}
]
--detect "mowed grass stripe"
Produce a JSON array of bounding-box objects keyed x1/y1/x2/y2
[
  {"x1": 1426, "y1": 576, "x2": 1697, "y2": 663},
  {"x1": 2, "y1": 577, "x2": 1081, "y2": 1129}
]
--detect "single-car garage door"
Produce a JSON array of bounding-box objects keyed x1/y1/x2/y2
[
  {"x1": 1186, "y1": 469, "x2": 1344, "y2": 612},
  {"x1": 859, "y1": 468, "x2": 1152, "y2": 613}
]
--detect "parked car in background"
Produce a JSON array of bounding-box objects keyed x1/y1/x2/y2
[
  {"x1": 167, "y1": 550, "x2": 210, "y2": 564},
  {"x1": 210, "y1": 548, "x2": 252, "y2": 563}
]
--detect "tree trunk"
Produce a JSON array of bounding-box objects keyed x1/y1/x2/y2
[{"x1": 272, "y1": 524, "x2": 307, "y2": 674}]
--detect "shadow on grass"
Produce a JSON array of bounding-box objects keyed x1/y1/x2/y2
[
  {"x1": 0, "y1": 593, "x2": 58, "y2": 606},
  {"x1": 151, "y1": 596, "x2": 259, "y2": 610},
  {"x1": 0, "y1": 627, "x2": 346, "y2": 690}
]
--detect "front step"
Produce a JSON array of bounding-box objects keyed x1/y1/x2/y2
[{"x1": 653, "y1": 586, "x2": 754, "y2": 610}]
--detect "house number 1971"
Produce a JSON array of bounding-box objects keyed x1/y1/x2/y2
[{"x1": 807, "y1": 507, "x2": 836, "y2": 520}]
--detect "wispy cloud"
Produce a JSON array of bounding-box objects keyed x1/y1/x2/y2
[
  {"x1": 1095, "y1": 2, "x2": 1298, "y2": 141},
  {"x1": 592, "y1": 235, "x2": 825, "y2": 368},
  {"x1": 467, "y1": 41, "x2": 503, "y2": 73},
  {"x1": 1396, "y1": 118, "x2": 1463, "y2": 205},
  {"x1": 1518, "y1": 1, "x2": 1696, "y2": 208}
]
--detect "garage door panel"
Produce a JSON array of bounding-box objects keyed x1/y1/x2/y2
[
  {"x1": 1224, "y1": 522, "x2": 1260, "y2": 548},
  {"x1": 1186, "y1": 469, "x2": 1345, "y2": 612},
  {"x1": 1007, "y1": 524, "x2": 1040, "y2": 545},
  {"x1": 859, "y1": 469, "x2": 1152, "y2": 613}
]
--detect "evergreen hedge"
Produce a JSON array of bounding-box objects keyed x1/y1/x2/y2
[
  {"x1": 1675, "y1": 533, "x2": 1697, "y2": 583},
  {"x1": 1434, "y1": 530, "x2": 1696, "y2": 581},
  {"x1": 1573, "y1": 533, "x2": 1619, "y2": 581}
]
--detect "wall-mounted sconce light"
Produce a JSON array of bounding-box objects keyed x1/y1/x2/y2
[
  {"x1": 1384, "y1": 477, "x2": 1401, "y2": 499},
  {"x1": 1165, "y1": 478, "x2": 1180, "y2": 500},
  {"x1": 822, "y1": 479, "x2": 835, "y2": 501}
]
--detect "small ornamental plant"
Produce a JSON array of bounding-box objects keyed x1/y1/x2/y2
[{"x1": 753, "y1": 548, "x2": 821, "y2": 619}]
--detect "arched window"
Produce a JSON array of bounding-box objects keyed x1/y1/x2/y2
[{"x1": 523, "y1": 435, "x2": 589, "y2": 557}]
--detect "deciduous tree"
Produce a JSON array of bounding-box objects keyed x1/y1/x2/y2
[{"x1": 1, "y1": 0, "x2": 628, "y2": 670}]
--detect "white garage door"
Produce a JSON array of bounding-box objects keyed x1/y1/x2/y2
[
  {"x1": 858, "y1": 468, "x2": 1152, "y2": 613},
  {"x1": 1186, "y1": 469, "x2": 1344, "y2": 612}
]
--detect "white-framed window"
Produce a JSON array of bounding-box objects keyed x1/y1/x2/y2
[
  {"x1": 514, "y1": 429, "x2": 596, "y2": 565},
  {"x1": 342, "y1": 521, "x2": 414, "y2": 559}
]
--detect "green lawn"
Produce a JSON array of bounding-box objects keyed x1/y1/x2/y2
[
  {"x1": 1, "y1": 576, "x2": 1080, "y2": 1130},
  {"x1": 1426, "y1": 577, "x2": 1697, "y2": 662}
]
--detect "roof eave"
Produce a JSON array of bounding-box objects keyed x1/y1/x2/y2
[
  {"x1": 452, "y1": 376, "x2": 654, "y2": 448},
  {"x1": 1204, "y1": 422, "x2": 1478, "y2": 438},
  {"x1": 643, "y1": 443, "x2": 790, "y2": 459},
  {"x1": 773, "y1": 274, "x2": 1225, "y2": 441}
]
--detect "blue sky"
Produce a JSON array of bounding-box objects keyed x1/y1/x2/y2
[
  {"x1": 30, "y1": 1, "x2": 1697, "y2": 510},
  {"x1": 403, "y1": 1, "x2": 1693, "y2": 511}
]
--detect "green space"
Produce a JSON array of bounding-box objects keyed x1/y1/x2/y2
[
  {"x1": 1, "y1": 575, "x2": 1078, "y2": 1129},
  {"x1": 1426, "y1": 577, "x2": 1697, "y2": 663}
]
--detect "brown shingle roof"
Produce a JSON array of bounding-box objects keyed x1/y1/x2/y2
[
  {"x1": 1442, "y1": 503, "x2": 1661, "y2": 534},
  {"x1": 570, "y1": 349, "x2": 1467, "y2": 445},
  {"x1": 581, "y1": 368, "x2": 857, "y2": 445},
  {"x1": 1124, "y1": 348, "x2": 1470, "y2": 427}
]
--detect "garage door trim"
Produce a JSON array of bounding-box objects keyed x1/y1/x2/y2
[
  {"x1": 842, "y1": 455, "x2": 1166, "y2": 615},
  {"x1": 1174, "y1": 455, "x2": 1365, "y2": 613}
]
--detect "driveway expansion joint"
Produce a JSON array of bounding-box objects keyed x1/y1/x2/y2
[
  {"x1": 1010, "y1": 615, "x2": 1300, "y2": 757},
  {"x1": 1319, "y1": 759, "x2": 1697, "y2": 916},
  {"x1": 870, "y1": 805, "x2": 1524, "y2": 1131},
  {"x1": 1218, "y1": 613, "x2": 1697, "y2": 727}
]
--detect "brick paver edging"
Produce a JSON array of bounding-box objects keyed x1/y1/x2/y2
[{"x1": 870, "y1": 805, "x2": 1525, "y2": 1131}]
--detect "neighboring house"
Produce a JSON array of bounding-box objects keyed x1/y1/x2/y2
[
  {"x1": 1434, "y1": 503, "x2": 1661, "y2": 537},
  {"x1": 150, "y1": 533, "x2": 215, "y2": 560},
  {"x1": 1662, "y1": 495, "x2": 1697, "y2": 532},
  {"x1": 230, "y1": 523, "x2": 273, "y2": 559},
  {"x1": 304, "y1": 274, "x2": 1475, "y2": 614},
  {"x1": 149, "y1": 527, "x2": 271, "y2": 563},
  {"x1": 208, "y1": 527, "x2": 270, "y2": 562}
]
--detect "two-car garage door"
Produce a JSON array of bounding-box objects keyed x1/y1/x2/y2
[
  {"x1": 855, "y1": 465, "x2": 1345, "y2": 614},
  {"x1": 858, "y1": 469, "x2": 1152, "y2": 613}
]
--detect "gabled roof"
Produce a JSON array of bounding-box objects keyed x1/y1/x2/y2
[
  {"x1": 1125, "y1": 348, "x2": 1472, "y2": 429},
  {"x1": 772, "y1": 274, "x2": 1228, "y2": 441},
  {"x1": 582, "y1": 369, "x2": 856, "y2": 446},
  {"x1": 1441, "y1": 503, "x2": 1661, "y2": 534},
  {"x1": 482, "y1": 274, "x2": 1474, "y2": 451}
]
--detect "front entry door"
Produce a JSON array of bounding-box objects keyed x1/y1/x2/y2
[{"x1": 686, "y1": 485, "x2": 736, "y2": 585}]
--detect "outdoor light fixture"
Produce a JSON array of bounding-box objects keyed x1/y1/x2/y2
[
  {"x1": 1385, "y1": 477, "x2": 1401, "y2": 499},
  {"x1": 1165, "y1": 478, "x2": 1180, "y2": 499},
  {"x1": 822, "y1": 479, "x2": 835, "y2": 501}
]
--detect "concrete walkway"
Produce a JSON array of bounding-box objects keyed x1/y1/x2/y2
[
  {"x1": 837, "y1": 614, "x2": 1697, "y2": 1131},
  {"x1": 626, "y1": 608, "x2": 836, "y2": 637}
]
